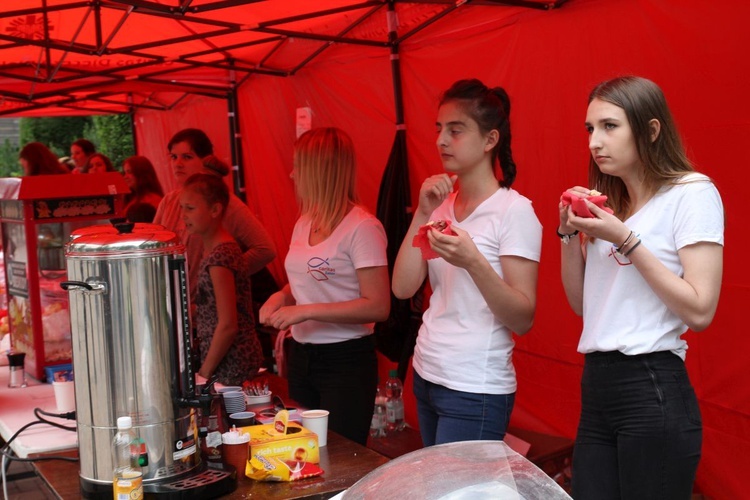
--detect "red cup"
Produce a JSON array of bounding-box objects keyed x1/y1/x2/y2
[{"x1": 222, "y1": 442, "x2": 249, "y2": 479}]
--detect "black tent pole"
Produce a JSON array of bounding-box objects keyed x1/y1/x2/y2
[
  {"x1": 128, "y1": 94, "x2": 138, "y2": 155},
  {"x1": 226, "y1": 65, "x2": 247, "y2": 202},
  {"x1": 388, "y1": 1, "x2": 405, "y2": 128}
]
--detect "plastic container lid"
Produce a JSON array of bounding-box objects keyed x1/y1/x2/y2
[{"x1": 117, "y1": 416, "x2": 133, "y2": 430}]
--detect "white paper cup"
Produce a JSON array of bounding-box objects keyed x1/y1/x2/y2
[
  {"x1": 301, "y1": 409, "x2": 329, "y2": 447},
  {"x1": 52, "y1": 380, "x2": 75, "y2": 412}
]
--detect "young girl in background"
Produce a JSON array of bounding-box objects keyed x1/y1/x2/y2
[
  {"x1": 180, "y1": 173, "x2": 263, "y2": 386},
  {"x1": 87, "y1": 153, "x2": 116, "y2": 173},
  {"x1": 155, "y1": 128, "x2": 275, "y2": 302},
  {"x1": 392, "y1": 79, "x2": 542, "y2": 446},
  {"x1": 122, "y1": 155, "x2": 164, "y2": 215}
]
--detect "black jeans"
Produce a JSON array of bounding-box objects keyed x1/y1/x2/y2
[
  {"x1": 572, "y1": 351, "x2": 702, "y2": 500},
  {"x1": 287, "y1": 335, "x2": 377, "y2": 446}
]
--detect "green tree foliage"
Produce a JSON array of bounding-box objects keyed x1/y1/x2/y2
[
  {"x1": 13, "y1": 114, "x2": 135, "y2": 173},
  {"x1": 19, "y1": 117, "x2": 90, "y2": 158},
  {"x1": 89, "y1": 114, "x2": 135, "y2": 169},
  {"x1": 0, "y1": 139, "x2": 21, "y2": 177}
]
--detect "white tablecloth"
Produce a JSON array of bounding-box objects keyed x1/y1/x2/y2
[{"x1": 0, "y1": 367, "x2": 77, "y2": 458}]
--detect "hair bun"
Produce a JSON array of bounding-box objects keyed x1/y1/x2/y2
[{"x1": 202, "y1": 155, "x2": 230, "y2": 177}]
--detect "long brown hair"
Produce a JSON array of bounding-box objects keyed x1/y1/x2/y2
[
  {"x1": 588, "y1": 76, "x2": 694, "y2": 219},
  {"x1": 19, "y1": 142, "x2": 68, "y2": 176},
  {"x1": 124, "y1": 155, "x2": 164, "y2": 197},
  {"x1": 293, "y1": 127, "x2": 358, "y2": 235}
]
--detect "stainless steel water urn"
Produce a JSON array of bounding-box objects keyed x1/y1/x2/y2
[{"x1": 63, "y1": 224, "x2": 205, "y2": 496}]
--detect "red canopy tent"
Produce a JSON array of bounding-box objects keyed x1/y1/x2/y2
[{"x1": 1, "y1": 2, "x2": 748, "y2": 497}]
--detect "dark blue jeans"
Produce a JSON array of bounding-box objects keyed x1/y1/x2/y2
[
  {"x1": 573, "y1": 351, "x2": 702, "y2": 500},
  {"x1": 412, "y1": 370, "x2": 515, "y2": 447},
  {"x1": 287, "y1": 335, "x2": 377, "y2": 446}
]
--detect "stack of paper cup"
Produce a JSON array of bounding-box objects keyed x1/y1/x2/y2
[{"x1": 222, "y1": 391, "x2": 246, "y2": 414}]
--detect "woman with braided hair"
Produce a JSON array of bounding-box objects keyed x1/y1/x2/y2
[{"x1": 392, "y1": 79, "x2": 542, "y2": 446}]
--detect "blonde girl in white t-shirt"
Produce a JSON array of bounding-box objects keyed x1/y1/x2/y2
[
  {"x1": 558, "y1": 76, "x2": 724, "y2": 499},
  {"x1": 259, "y1": 127, "x2": 390, "y2": 445},
  {"x1": 392, "y1": 79, "x2": 541, "y2": 447}
]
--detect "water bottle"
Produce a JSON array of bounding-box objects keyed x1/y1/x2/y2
[
  {"x1": 369, "y1": 383, "x2": 387, "y2": 438},
  {"x1": 385, "y1": 369, "x2": 405, "y2": 431},
  {"x1": 112, "y1": 416, "x2": 143, "y2": 500}
]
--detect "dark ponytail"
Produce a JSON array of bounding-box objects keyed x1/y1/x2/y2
[
  {"x1": 492, "y1": 87, "x2": 516, "y2": 188},
  {"x1": 440, "y1": 79, "x2": 517, "y2": 187}
]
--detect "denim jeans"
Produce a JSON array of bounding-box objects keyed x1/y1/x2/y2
[
  {"x1": 572, "y1": 351, "x2": 702, "y2": 500},
  {"x1": 412, "y1": 370, "x2": 515, "y2": 447},
  {"x1": 287, "y1": 335, "x2": 377, "y2": 446}
]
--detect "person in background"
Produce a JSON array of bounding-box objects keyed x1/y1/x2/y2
[
  {"x1": 259, "y1": 127, "x2": 390, "y2": 445},
  {"x1": 558, "y1": 76, "x2": 724, "y2": 499},
  {"x1": 58, "y1": 156, "x2": 76, "y2": 171},
  {"x1": 153, "y1": 128, "x2": 276, "y2": 305},
  {"x1": 392, "y1": 79, "x2": 541, "y2": 446},
  {"x1": 125, "y1": 202, "x2": 158, "y2": 224},
  {"x1": 70, "y1": 139, "x2": 96, "y2": 174},
  {"x1": 180, "y1": 173, "x2": 262, "y2": 386},
  {"x1": 122, "y1": 155, "x2": 164, "y2": 216},
  {"x1": 87, "y1": 153, "x2": 116, "y2": 173},
  {"x1": 19, "y1": 142, "x2": 69, "y2": 176}
]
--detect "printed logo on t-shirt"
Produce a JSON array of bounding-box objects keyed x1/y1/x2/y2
[{"x1": 307, "y1": 257, "x2": 335, "y2": 281}]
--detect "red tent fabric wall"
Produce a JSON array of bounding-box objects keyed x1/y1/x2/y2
[{"x1": 134, "y1": 1, "x2": 750, "y2": 497}]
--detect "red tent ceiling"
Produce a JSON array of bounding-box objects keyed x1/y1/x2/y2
[{"x1": 0, "y1": 0, "x2": 562, "y2": 116}]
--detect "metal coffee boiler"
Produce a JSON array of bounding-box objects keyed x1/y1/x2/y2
[{"x1": 63, "y1": 222, "x2": 235, "y2": 498}]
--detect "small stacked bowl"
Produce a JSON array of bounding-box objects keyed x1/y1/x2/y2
[
  {"x1": 245, "y1": 392, "x2": 272, "y2": 406},
  {"x1": 219, "y1": 387, "x2": 246, "y2": 414}
]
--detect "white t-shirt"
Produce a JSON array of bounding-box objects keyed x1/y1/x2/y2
[
  {"x1": 285, "y1": 206, "x2": 388, "y2": 344},
  {"x1": 579, "y1": 173, "x2": 724, "y2": 359},
  {"x1": 413, "y1": 188, "x2": 542, "y2": 394}
]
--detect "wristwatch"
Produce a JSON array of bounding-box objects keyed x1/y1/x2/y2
[{"x1": 556, "y1": 227, "x2": 579, "y2": 245}]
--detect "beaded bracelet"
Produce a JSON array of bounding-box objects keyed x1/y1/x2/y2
[{"x1": 623, "y1": 238, "x2": 641, "y2": 257}]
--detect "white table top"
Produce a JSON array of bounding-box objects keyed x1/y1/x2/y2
[{"x1": 0, "y1": 368, "x2": 78, "y2": 458}]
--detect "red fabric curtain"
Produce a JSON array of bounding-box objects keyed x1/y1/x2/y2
[{"x1": 133, "y1": 1, "x2": 750, "y2": 496}]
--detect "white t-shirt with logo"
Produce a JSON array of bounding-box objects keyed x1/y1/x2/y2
[
  {"x1": 285, "y1": 205, "x2": 388, "y2": 344},
  {"x1": 413, "y1": 188, "x2": 542, "y2": 395},
  {"x1": 579, "y1": 173, "x2": 724, "y2": 359}
]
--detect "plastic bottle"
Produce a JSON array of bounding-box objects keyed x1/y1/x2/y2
[
  {"x1": 112, "y1": 416, "x2": 143, "y2": 500},
  {"x1": 204, "y1": 415, "x2": 223, "y2": 463},
  {"x1": 369, "y1": 382, "x2": 387, "y2": 438},
  {"x1": 385, "y1": 369, "x2": 405, "y2": 431}
]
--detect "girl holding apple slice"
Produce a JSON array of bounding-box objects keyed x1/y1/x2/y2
[
  {"x1": 392, "y1": 79, "x2": 542, "y2": 446},
  {"x1": 558, "y1": 76, "x2": 724, "y2": 499}
]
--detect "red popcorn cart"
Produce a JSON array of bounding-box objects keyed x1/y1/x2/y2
[{"x1": 0, "y1": 173, "x2": 129, "y2": 381}]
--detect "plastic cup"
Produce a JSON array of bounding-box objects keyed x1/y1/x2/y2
[
  {"x1": 229, "y1": 411, "x2": 256, "y2": 427},
  {"x1": 52, "y1": 380, "x2": 76, "y2": 412},
  {"x1": 222, "y1": 431, "x2": 250, "y2": 479},
  {"x1": 301, "y1": 409, "x2": 329, "y2": 447}
]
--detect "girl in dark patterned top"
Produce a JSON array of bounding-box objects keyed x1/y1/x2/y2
[{"x1": 180, "y1": 173, "x2": 262, "y2": 386}]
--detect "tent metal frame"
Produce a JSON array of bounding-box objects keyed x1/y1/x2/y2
[
  {"x1": 0, "y1": 0, "x2": 566, "y2": 115},
  {"x1": 0, "y1": 0, "x2": 566, "y2": 193}
]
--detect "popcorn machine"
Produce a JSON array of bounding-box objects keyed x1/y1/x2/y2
[{"x1": 0, "y1": 173, "x2": 129, "y2": 381}]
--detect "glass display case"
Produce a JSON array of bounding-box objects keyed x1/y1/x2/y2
[{"x1": 0, "y1": 173, "x2": 130, "y2": 381}]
